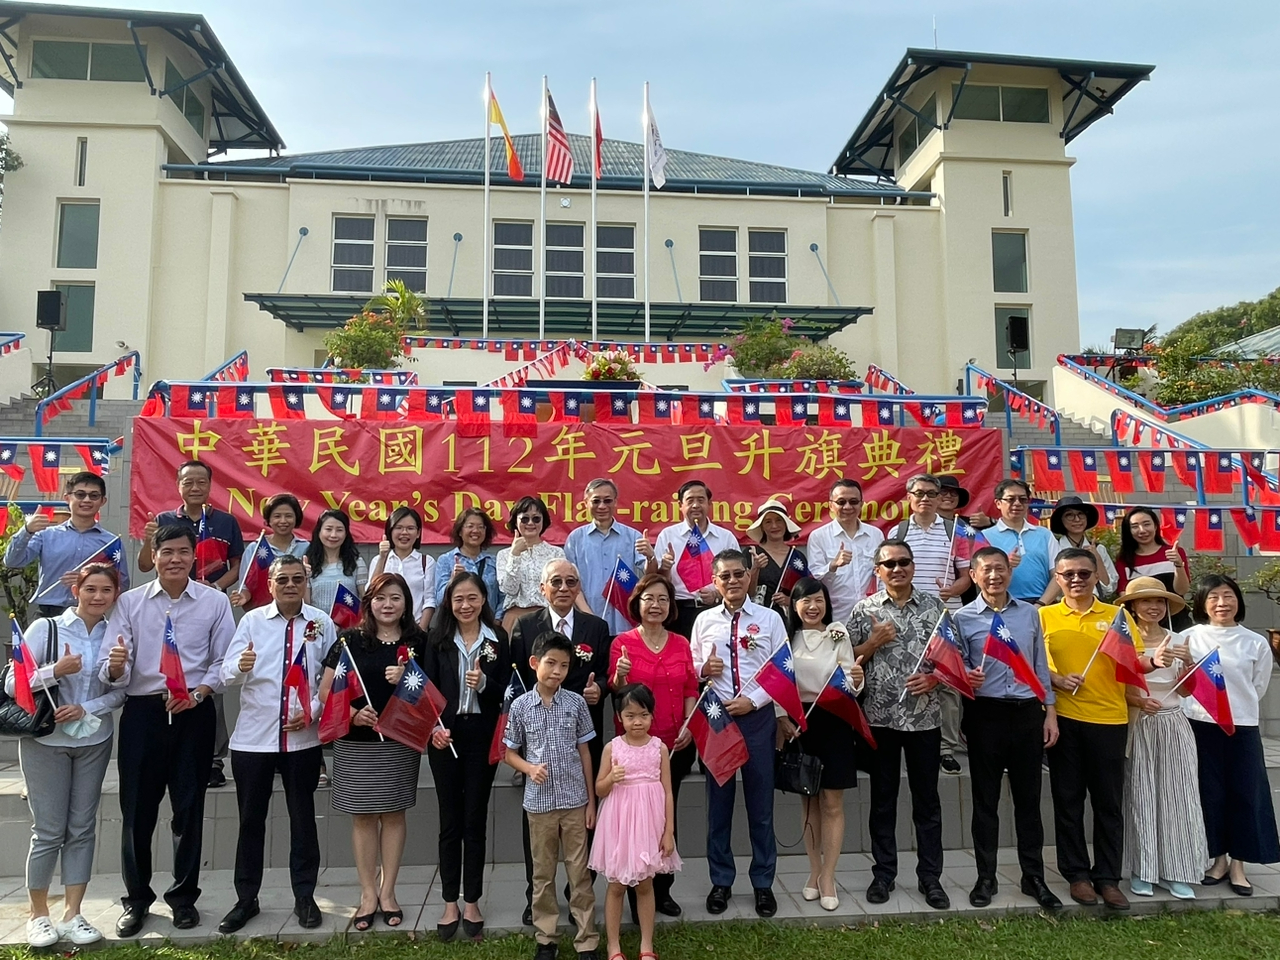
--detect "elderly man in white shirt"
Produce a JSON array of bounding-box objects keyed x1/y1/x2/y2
[
  {"x1": 653, "y1": 480, "x2": 741, "y2": 638},
  {"x1": 216, "y1": 555, "x2": 337, "y2": 934},
  {"x1": 806, "y1": 478, "x2": 884, "y2": 622}
]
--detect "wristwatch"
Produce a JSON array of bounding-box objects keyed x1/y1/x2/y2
[{"x1": 192, "y1": 689, "x2": 205, "y2": 704}]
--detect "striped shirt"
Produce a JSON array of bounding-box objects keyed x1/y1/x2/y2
[{"x1": 888, "y1": 514, "x2": 970, "y2": 611}]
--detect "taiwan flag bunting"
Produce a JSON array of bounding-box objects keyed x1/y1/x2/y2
[
  {"x1": 417, "y1": 389, "x2": 447, "y2": 421},
  {"x1": 0, "y1": 443, "x2": 24, "y2": 482},
  {"x1": 454, "y1": 390, "x2": 492, "y2": 437},
  {"x1": 1103, "y1": 449, "x2": 1135, "y2": 494},
  {"x1": 595, "y1": 392, "x2": 631, "y2": 424},
  {"x1": 982, "y1": 611, "x2": 1046, "y2": 701},
  {"x1": 283, "y1": 642, "x2": 312, "y2": 725},
  {"x1": 319, "y1": 644, "x2": 363, "y2": 744},
  {"x1": 1098, "y1": 608, "x2": 1148, "y2": 692},
  {"x1": 170, "y1": 385, "x2": 210, "y2": 417},
  {"x1": 924, "y1": 611, "x2": 974, "y2": 700},
  {"x1": 817, "y1": 397, "x2": 853, "y2": 427},
  {"x1": 1193, "y1": 508, "x2": 1224, "y2": 552},
  {"x1": 489, "y1": 668, "x2": 529, "y2": 764},
  {"x1": 637, "y1": 393, "x2": 675, "y2": 424},
  {"x1": 1231, "y1": 506, "x2": 1262, "y2": 549},
  {"x1": 860, "y1": 399, "x2": 895, "y2": 428},
  {"x1": 375, "y1": 658, "x2": 447, "y2": 753},
  {"x1": 1202, "y1": 452, "x2": 1237, "y2": 495},
  {"x1": 687, "y1": 688, "x2": 749, "y2": 786},
  {"x1": 776, "y1": 548, "x2": 812, "y2": 595},
  {"x1": 1067, "y1": 450, "x2": 1100, "y2": 493},
  {"x1": 725, "y1": 395, "x2": 761, "y2": 425},
  {"x1": 238, "y1": 534, "x2": 274, "y2": 610},
  {"x1": 217, "y1": 384, "x2": 256, "y2": 418},
  {"x1": 194, "y1": 507, "x2": 230, "y2": 582},
  {"x1": 684, "y1": 394, "x2": 717, "y2": 425},
  {"x1": 1160, "y1": 507, "x2": 1188, "y2": 545},
  {"x1": 1171, "y1": 452, "x2": 1199, "y2": 492},
  {"x1": 752, "y1": 642, "x2": 807, "y2": 731},
  {"x1": 815, "y1": 664, "x2": 876, "y2": 748},
  {"x1": 316, "y1": 386, "x2": 353, "y2": 419},
  {"x1": 267, "y1": 384, "x2": 306, "y2": 419},
  {"x1": 774, "y1": 396, "x2": 809, "y2": 427},
  {"x1": 1029, "y1": 450, "x2": 1064, "y2": 491},
  {"x1": 1137, "y1": 450, "x2": 1166, "y2": 492},
  {"x1": 675, "y1": 524, "x2": 713, "y2": 592},
  {"x1": 8, "y1": 618, "x2": 35, "y2": 714},
  {"x1": 602, "y1": 557, "x2": 639, "y2": 624},
  {"x1": 1180, "y1": 648, "x2": 1234, "y2": 735},
  {"x1": 501, "y1": 390, "x2": 539, "y2": 437},
  {"x1": 74, "y1": 445, "x2": 110, "y2": 476},
  {"x1": 1244, "y1": 452, "x2": 1269, "y2": 489},
  {"x1": 160, "y1": 613, "x2": 191, "y2": 704},
  {"x1": 946, "y1": 401, "x2": 984, "y2": 427},
  {"x1": 83, "y1": 536, "x2": 127, "y2": 577},
  {"x1": 330, "y1": 583, "x2": 362, "y2": 629},
  {"x1": 549, "y1": 391, "x2": 584, "y2": 422},
  {"x1": 28, "y1": 444, "x2": 61, "y2": 494}
]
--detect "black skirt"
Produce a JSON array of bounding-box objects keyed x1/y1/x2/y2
[
  {"x1": 1191, "y1": 720, "x2": 1280, "y2": 864},
  {"x1": 797, "y1": 704, "x2": 858, "y2": 790}
]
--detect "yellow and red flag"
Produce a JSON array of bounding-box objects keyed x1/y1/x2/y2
[{"x1": 488, "y1": 91, "x2": 524, "y2": 181}]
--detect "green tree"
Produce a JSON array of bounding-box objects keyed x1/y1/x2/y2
[
  {"x1": 0, "y1": 507, "x2": 38, "y2": 628},
  {"x1": 0, "y1": 129, "x2": 24, "y2": 224},
  {"x1": 1162, "y1": 286, "x2": 1280, "y2": 350},
  {"x1": 364, "y1": 278, "x2": 427, "y2": 332}
]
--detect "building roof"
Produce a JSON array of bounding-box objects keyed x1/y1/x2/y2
[
  {"x1": 1217, "y1": 325, "x2": 1280, "y2": 359},
  {"x1": 178, "y1": 133, "x2": 922, "y2": 199},
  {"x1": 832, "y1": 48, "x2": 1155, "y2": 179},
  {"x1": 0, "y1": 1, "x2": 284, "y2": 153}
]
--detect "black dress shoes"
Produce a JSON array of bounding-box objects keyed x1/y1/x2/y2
[
  {"x1": 969, "y1": 876, "x2": 998, "y2": 907},
  {"x1": 294, "y1": 897, "x2": 322, "y2": 929},
  {"x1": 655, "y1": 894, "x2": 682, "y2": 917},
  {"x1": 866, "y1": 877, "x2": 894, "y2": 904},
  {"x1": 918, "y1": 879, "x2": 950, "y2": 910},
  {"x1": 753, "y1": 887, "x2": 777, "y2": 917},
  {"x1": 522, "y1": 907, "x2": 533, "y2": 927},
  {"x1": 1020, "y1": 876, "x2": 1063, "y2": 910},
  {"x1": 218, "y1": 900, "x2": 259, "y2": 934},
  {"x1": 706, "y1": 885, "x2": 732, "y2": 914},
  {"x1": 115, "y1": 906, "x2": 148, "y2": 938},
  {"x1": 172, "y1": 905, "x2": 201, "y2": 930}
]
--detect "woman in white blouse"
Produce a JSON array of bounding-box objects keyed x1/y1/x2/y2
[
  {"x1": 495, "y1": 496, "x2": 564, "y2": 636},
  {"x1": 368, "y1": 506, "x2": 436, "y2": 631},
  {"x1": 1179, "y1": 575, "x2": 1279, "y2": 896},
  {"x1": 778, "y1": 576, "x2": 864, "y2": 912}
]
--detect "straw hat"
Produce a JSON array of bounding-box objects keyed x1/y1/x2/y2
[
  {"x1": 1117, "y1": 576, "x2": 1187, "y2": 615},
  {"x1": 745, "y1": 500, "x2": 801, "y2": 543}
]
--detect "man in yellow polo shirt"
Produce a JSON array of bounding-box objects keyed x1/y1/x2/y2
[{"x1": 1040, "y1": 547, "x2": 1155, "y2": 911}]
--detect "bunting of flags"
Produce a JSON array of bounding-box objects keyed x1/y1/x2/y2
[
  {"x1": 38, "y1": 354, "x2": 136, "y2": 428},
  {"x1": 268, "y1": 368, "x2": 418, "y2": 385},
  {"x1": 1020, "y1": 446, "x2": 1278, "y2": 503}
]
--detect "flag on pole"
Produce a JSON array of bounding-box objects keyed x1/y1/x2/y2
[
  {"x1": 375, "y1": 658, "x2": 447, "y2": 753},
  {"x1": 687, "y1": 688, "x2": 748, "y2": 786},
  {"x1": 330, "y1": 582, "x2": 362, "y2": 630},
  {"x1": 924, "y1": 611, "x2": 975, "y2": 699},
  {"x1": 592, "y1": 85, "x2": 604, "y2": 179},
  {"x1": 603, "y1": 557, "x2": 639, "y2": 624},
  {"x1": 194, "y1": 507, "x2": 229, "y2": 582},
  {"x1": 544, "y1": 90, "x2": 574, "y2": 184},
  {"x1": 319, "y1": 645, "x2": 363, "y2": 743},
  {"x1": 283, "y1": 642, "x2": 312, "y2": 725},
  {"x1": 1099, "y1": 607, "x2": 1148, "y2": 692},
  {"x1": 1180, "y1": 648, "x2": 1234, "y2": 735},
  {"x1": 8, "y1": 618, "x2": 35, "y2": 714},
  {"x1": 753, "y1": 641, "x2": 807, "y2": 731},
  {"x1": 489, "y1": 668, "x2": 529, "y2": 764},
  {"x1": 160, "y1": 613, "x2": 191, "y2": 704},
  {"x1": 815, "y1": 664, "x2": 876, "y2": 748},
  {"x1": 776, "y1": 547, "x2": 812, "y2": 595},
  {"x1": 238, "y1": 534, "x2": 274, "y2": 610},
  {"x1": 489, "y1": 88, "x2": 524, "y2": 180},
  {"x1": 982, "y1": 611, "x2": 1046, "y2": 701},
  {"x1": 675, "y1": 525, "x2": 713, "y2": 592},
  {"x1": 83, "y1": 535, "x2": 127, "y2": 577},
  {"x1": 646, "y1": 104, "x2": 667, "y2": 189}
]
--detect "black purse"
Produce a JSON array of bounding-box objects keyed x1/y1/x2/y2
[
  {"x1": 0, "y1": 618, "x2": 60, "y2": 739},
  {"x1": 774, "y1": 737, "x2": 823, "y2": 796}
]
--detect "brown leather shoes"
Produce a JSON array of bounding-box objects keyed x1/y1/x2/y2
[
  {"x1": 1096, "y1": 884, "x2": 1130, "y2": 910},
  {"x1": 1069, "y1": 881, "x2": 1098, "y2": 905}
]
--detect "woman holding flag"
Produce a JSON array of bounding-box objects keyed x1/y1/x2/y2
[
  {"x1": 1180, "y1": 575, "x2": 1279, "y2": 895},
  {"x1": 745, "y1": 501, "x2": 805, "y2": 618},
  {"x1": 305, "y1": 509, "x2": 368, "y2": 621},
  {"x1": 229, "y1": 494, "x2": 309, "y2": 608}
]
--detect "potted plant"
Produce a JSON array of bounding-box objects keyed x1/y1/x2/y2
[
  {"x1": 581, "y1": 350, "x2": 643, "y2": 384},
  {"x1": 706, "y1": 315, "x2": 856, "y2": 381},
  {"x1": 322, "y1": 279, "x2": 427, "y2": 370}
]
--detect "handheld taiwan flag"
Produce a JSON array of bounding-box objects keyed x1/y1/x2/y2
[
  {"x1": 777, "y1": 547, "x2": 812, "y2": 594},
  {"x1": 194, "y1": 507, "x2": 229, "y2": 582},
  {"x1": 84, "y1": 536, "x2": 127, "y2": 577},
  {"x1": 489, "y1": 668, "x2": 528, "y2": 764},
  {"x1": 675, "y1": 524, "x2": 713, "y2": 592},
  {"x1": 319, "y1": 644, "x2": 363, "y2": 743},
  {"x1": 375, "y1": 658, "x2": 447, "y2": 754},
  {"x1": 1098, "y1": 607, "x2": 1148, "y2": 692},
  {"x1": 330, "y1": 583, "x2": 362, "y2": 630},
  {"x1": 283, "y1": 642, "x2": 312, "y2": 725},
  {"x1": 815, "y1": 663, "x2": 876, "y2": 748},
  {"x1": 237, "y1": 534, "x2": 274, "y2": 610},
  {"x1": 160, "y1": 613, "x2": 191, "y2": 704},
  {"x1": 982, "y1": 611, "x2": 1046, "y2": 701},
  {"x1": 687, "y1": 688, "x2": 749, "y2": 786},
  {"x1": 924, "y1": 611, "x2": 975, "y2": 699},
  {"x1": 1103, "y1": 449, "x2": 1135, "y2": 494},
  {"x1": 8, "y1": 618, "x2": 35, "y2": 714},
  {"x1": 752, "y1": 642, "x2": 807, "y2": 731},
  {"x1": 958, "y1": 520, "x2": 990, "y2": 551},
  {"x1": 1181, "y1": 648, "x2": 1234, "y2": 735},
  {"x1": 602, "y1": 557, "x2": 639, "y2": 624},
  {"x1": 28, "y1": 444, "x2": 61, "y2": 494}
]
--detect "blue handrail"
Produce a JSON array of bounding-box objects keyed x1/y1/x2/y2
[
  {"x1": 0, "y1": 332, "x2": 25, "y2": 354},
  {"x1": 201, "y1": 350, "x2": 249, "y2": 382},
  {"x1": 33, "y1": 351, "x2": 142, "y2": 437},
  {"x1": 1057, "y1": 354, "x2": 1280, "y2": 421},
  {"x1": 964, "y1": 363, "x2": 1061, "y2": 445}
]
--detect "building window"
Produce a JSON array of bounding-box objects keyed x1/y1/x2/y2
[
  {"x1": 31, "y1": 41, "x2": 145, "y2": 82},
  {"x1": 52, "y1": 283, "x2": 94, "y2": 353},
  {"x1": 331, "y1": 216, "x2": 375, "y2": 292},
  {"x1": 386, "y1": 219, "x2": 427, "y2": 293},
  {"x1": 992, "y1": 231, "x2": 1028, "y2": 293},
  {"x1": 699, "y1": 228, "x2": 737, "y2": 302},
  {"x1": 994, "y1": 306, "x2": 1031, "y2": 370},
  {"x1": 748, "y1": 230, "x2": 786, "y2": 303},
  {"x1": 896, "y1": 93, "x2": 937, "y2": 165},
  {"x1": 56, "y1": 202, "x2": 100, "y2": 269},
  {"x1": 163, "y1": 59, "x2": 207, "y2": 135},
  {"x1": 493, "y1": 221, "x2": 533, "y2": 297},
  {"x1": 545, "y1": 223, "x2": 584, "y2": 298},
  {"x1": 596, "y1": 225, "x2": 635, "y2": 299},
  {"x1": 952, "y1": 84, "x2": 1049, "y2": 124},
  {"x1": 1001, "y1": 171, "x2": 1013, "y2": 217},
  {"x1": 76, "y1": 138, "x2": 88, "y2": 187}
]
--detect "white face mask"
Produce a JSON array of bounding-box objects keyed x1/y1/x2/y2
[{"x1": 60, "y1": 712, "x2": 102, "y2": 740}]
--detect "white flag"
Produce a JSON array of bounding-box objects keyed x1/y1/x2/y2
[{"x1": 647, "y1": 113, "x2": 668, "y2": 189}]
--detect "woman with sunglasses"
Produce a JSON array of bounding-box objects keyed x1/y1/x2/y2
[{"x1": 496, "y1": 496, "x2": 564, "y2": 636}]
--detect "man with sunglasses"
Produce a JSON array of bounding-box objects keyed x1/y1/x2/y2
[
  {"x1": 691, "y1": 549, "x2": 788, "y2": 919},
  {"x1": 5, "y1": 471, "x2": 128, "y2": 617},
  {"x1": 216, "y1": 555, "x2": 336, "y2": 933},
  {"x1": 983, "y1": 479, "x2": 1059, "y2": 606},
  {"x1": 807, "y1": 477, "x2": 884, "y2": 622},
  {"x1": 848, "y1": 539, "x2": 950, "y2": 910}
]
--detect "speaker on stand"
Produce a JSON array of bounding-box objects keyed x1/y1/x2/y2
[
  {"x1": 34, "y1": 290, "x2": 66, "y2": 397},
  {"x1": 1005, "y1": 314, "x2": 1029, "y2": 388}
]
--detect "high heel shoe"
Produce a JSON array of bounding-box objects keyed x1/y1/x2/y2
[
  {"x1": 380, "y1": 899, "x2": 403, "y2": 927},
  {"x1": 436, "y1": 918, "x2": 460, "y2": 942},
  {"x1": 461, "y1": 917, "x2": 485, "y2": 941},
  {"x1": 353, "y1": 904, "x2": 377, "y2": 932}
]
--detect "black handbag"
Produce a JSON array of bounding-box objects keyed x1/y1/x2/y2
[
  {"x1": 774, "y1": 738, "x2": 823, "y2": 796},
  {"x1": 0, "y1": 618, "x2": 59, "y2": 739}
]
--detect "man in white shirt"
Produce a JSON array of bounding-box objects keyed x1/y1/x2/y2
[
  {"x1": 217, "y1": 555, "x2": 337, "y2": 934},
  {"x1": 806, "y1": 478, "x2": 884, "y2": 623},
  {"x1": 653, "y1": 480, "x2": 740, "y2": 638},
  {"x1": 691, "y1": 549, "x2": 787, "y2": 919}
]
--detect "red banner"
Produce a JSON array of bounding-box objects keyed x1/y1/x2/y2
[{"x1": 129, "y1": 418, "x2": 1003, "y2": 544}]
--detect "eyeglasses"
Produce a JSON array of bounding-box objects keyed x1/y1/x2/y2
[
  {"x1": 391, "y1": 524, "x2": 418, "y2": 534},
  {"x1": 548, "y1": 577, "x2": 580, "y2": 589},
  {"x1": 1057, "y1": 570, "x2": 1094, "y2": 581},
  {"x1": 69, "y1": 491, "x2": 103, "y2": 501},
  {"x1": 715, "y1": 569, "x2": 749, "y2": 582},
  {"x1": 517, "y1": 515, "x2": 542, "y2": 525},
  {"x1": 272, "y1": 575, "x2": 307, "y2": 586},
  {"x1": 998, "y1": 496, "x2": 1030, "y2": 504},
  {"x1": 832, "y1": 498, "x2": 862, "y2": 508},
  {"x1": 639, "y1": 595, "x2": 670, "y2": 605},
  {"x1": 588, "y1": 497, "x2": 615, "y2": 507},
  {"x1": 877, "y1": 558, "x2": 913, "y2": 570},
  {"x1": 908, "y1": 489, "x2": 940, "y2": 499}
]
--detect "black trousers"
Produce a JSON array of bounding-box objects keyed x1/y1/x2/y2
[
  {"x1": 428, "y1": 716, "x2": 499, "y2": 904},
  {"x1": 1191, "y1": 721, "x2": 1280, "y2": 863},
  {"x1": 673, "y1": 601, "x2": 701, "y2": 644},
  {"x1": 964, "y1": 697, "x2": 1046, "y2": 882},
  {"x1": 230, "y1": 746, "x2": 322, "y2": 903},
  {"x1": 868, "y1": 726, "x2": 943, "y2": 884},
  {"x1": 1047, "y1": 715, "x2": 1127, "y2": 886},
  {"x1": 118, "y1": 695, "x2": 215, "y2": 911}
]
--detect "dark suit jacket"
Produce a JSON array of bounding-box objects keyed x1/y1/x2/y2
[
  {"x1": 510, "y1": 607, "x2": 611, "y2": 738},
  {"x1": 421, "y1": 623, "x2": 512, "y2": 732}
]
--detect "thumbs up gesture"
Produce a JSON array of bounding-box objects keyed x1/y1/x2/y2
[
  {"x1": 868, "y1": 615, "x2": 896, "y2": 648},
  {"x1": 142, "y1": 513, "x2": 159, "y2": 542},
  {"x1": 107, "y1": 635, "x2": 129, "y2": 680},
  {"x1": 54, "y1": 642, "x2": 83, "y2": 678},
  {"x1": 660, "y1": 542, "x2": 676, "y2": 570},
  {"x1": 583, "y1": 671, "x2": 601, "y2": 705},
  {"x1": 832, "y1": 541, "x2": 853, "y2": 569},
  {"x1": 1009, "y1": 547, "x2": 1022, "y2": 569},
  {"x1": 703, "y1": 648, "x2": 725, "y2": 679},
  {"x1": 636, "y1": 529, "x2": 655, "y2": 560},
  {"x1": 238, "y1": 640, "x2": 257, "y2": 674},
  {"x1": 614, "y1": 645, "x2": 632, "y2": 686},
  {"x1": 849, "y1": 654, "x2": 866, "y2": 688}
]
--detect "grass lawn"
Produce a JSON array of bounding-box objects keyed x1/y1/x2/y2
[{"x1": 5, "y1": 912, "x2": 1280, "y2": 960}]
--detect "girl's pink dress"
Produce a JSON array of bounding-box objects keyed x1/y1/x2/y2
[{"x1": 589, "y1": 736, "x2": 682, "y2": 886}]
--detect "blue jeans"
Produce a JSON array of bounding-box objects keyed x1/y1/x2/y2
[{"x1": 704, "y1": 705, "x2": 776, "y2": 889}]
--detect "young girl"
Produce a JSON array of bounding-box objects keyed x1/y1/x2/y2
[{"x1": 590, "y1": 684, "x2": 680, "y2": 960}]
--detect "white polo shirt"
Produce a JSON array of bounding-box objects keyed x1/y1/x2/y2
[
  {"x1": 653, "y1": 520, "x2": 740, "y2": 600},
  {"x1": 806, "y1": 518, "x2": 884, "y2": 623}
]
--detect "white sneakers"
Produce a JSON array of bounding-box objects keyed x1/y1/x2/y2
[
  {"x1": 27, "y1": 914, "x2": 103, "y2": 947},
  {"x1": 26, "y1": 917, "x2": 58, "y2": 948}
]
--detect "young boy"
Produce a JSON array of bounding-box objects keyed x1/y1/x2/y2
[{"x1": 505, "y1": 632, "x2": 599, "y2": 960}]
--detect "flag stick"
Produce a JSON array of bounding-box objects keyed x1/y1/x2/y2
[
  {"x1": 538, "y1": 74, "x2": 548, "y2": 342},
  {"x1": 481, "y1": 72, "x2": 492, "y2": 339},
  {"x1": 1158, "y1": 646, "x2": 1217, "y2": 705},
  {"x1": 899, "y1": 609, "x2": 948, "y2": 703},
  {"x1": 1072, "y1": 638, "x2": 1105, "y2": 696},
  {"x1": 675, "y1": 683, "x2": 710, "y2": 741},
  {"x1": 589, "y1": 77, "x2": 599, "y2": 342},
  {"x1": 32, "y1": 536, "x2": 122, "y2": 601},
  {"x1": 234, "y1": 531, "x2": 266, "y2": 596},
  {"x1": 642, "y1": 81, "x2": 651, "y2": 344},
  {"x1": 341, "y1": 639, "x2": 384, "y2": 742},
  {"x1": 803, "y1": 664, "x2": 842, "y2": 721}
]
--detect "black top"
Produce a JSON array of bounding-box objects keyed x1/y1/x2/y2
[
  {"x1": 421, "y1": 623, "x2": 512, "y2": 730},
  {"x1": 158, "y1": 504, "x2": 246, "y2": 583},
  {"x1": 323, "y1": 627, "x2": 429, "y2": 743},
  {"x1": 750, "y1": 547, "x2": 803, "y2": 619}
]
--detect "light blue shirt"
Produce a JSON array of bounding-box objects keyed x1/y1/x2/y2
[
  {"x1": 4, "y1": 520, "x2": 130, "y2": 608},
  {"x1": 952, "y1": 594, "x2": 1055, "y2": 705},
  {"x1": 563, "y1": 520, "x2": 645, "y2": 635},
  {"x1": 433, "y1": 548, "x2": 503, "y2": 619},
  {"x1": 984, "y1": 522, "x2": 1059, "y2": 601}
]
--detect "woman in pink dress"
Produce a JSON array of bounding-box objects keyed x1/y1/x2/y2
[{"x1": 590, "y1": 684, "x2": 680, "y2": 960}]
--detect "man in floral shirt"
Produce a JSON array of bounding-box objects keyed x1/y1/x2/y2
[{"x1": 848, "y1": 538, "x2": 950, "y2": 911}]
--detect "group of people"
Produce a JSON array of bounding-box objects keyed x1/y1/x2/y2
[{"x1": 4, "y1": 462, "x2": 1277, "y2": 958}]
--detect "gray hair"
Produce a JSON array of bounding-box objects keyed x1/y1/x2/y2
[
  {"x1": 905, "y1": 473, "x2": 941, "y2": 494},
  {"x1": 541, "y1": 558, "x2": 580, "y2": 583},
  {"x1": 584, "y1": 478, "x2": 619, "y2": 497}
]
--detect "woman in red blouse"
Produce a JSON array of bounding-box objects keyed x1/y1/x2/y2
[{"x1": 609, "y1": 572, "x2": 698, "y2": 917}]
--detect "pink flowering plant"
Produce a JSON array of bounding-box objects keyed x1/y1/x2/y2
[{"x1": 705, "y1": 315, "x2": 855, "y2": 380}]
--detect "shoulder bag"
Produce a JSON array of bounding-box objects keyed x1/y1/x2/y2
[
  {"x1": 774, "y1": 736, "x2": 822, "y2": 797},
  {"x1": 0, "y1": 618, "x2": 60, "y2": 739}
]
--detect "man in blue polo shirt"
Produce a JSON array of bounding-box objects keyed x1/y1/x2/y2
[{"x1": 982, "y1": 479, "x2": 1059, "y2": 605}]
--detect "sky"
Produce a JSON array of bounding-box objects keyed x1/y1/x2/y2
[{"x1": 13, "y1": 0, "x2": 1280, "y2": 347}]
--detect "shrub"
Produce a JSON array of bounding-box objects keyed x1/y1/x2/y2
[{"x1": 323, "y1": 310, "x2": 407, "y2": 370}]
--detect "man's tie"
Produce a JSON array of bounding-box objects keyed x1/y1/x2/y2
[
  {"x1": 729, "y1": 611, "x2": 741, "y2": 695},
  {"x1": 557, "y1": 618, "x2": 568, "y2": 636}
]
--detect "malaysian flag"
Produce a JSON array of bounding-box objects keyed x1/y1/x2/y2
[{"x1": 544, "y1": 90, "x2": 574, "y2": 184}]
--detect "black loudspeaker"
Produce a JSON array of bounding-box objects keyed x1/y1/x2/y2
[
  {"x1": 36, "y1": 290, "x2": 67, "y2": 331},
  {"x1": 1006, "y1": 315, "x2": 1029, "y2": 354}
]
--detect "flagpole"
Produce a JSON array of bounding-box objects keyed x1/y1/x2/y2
[
  {"x1": 642, "y1": 81, "x2": 651, "y2": 343},
  {"x1": 482, "y1": 72, "x2": 492, "y2": 339},
  {"x1": 1072, "y1": 638, "x2": 1105, "y2": 696},
  {"x1": 539, "y1": 74, "x2": 548, "y2": 342},
  {"x1": 675, "y1": 682, "x2": 710, "y2": 741},
  {"x1": 898, "y1": 609, "x2": 948, "y2": 703},
  {"x1": 234, "y1": 530, "x2": 265, "y2": 596},
  {"x1": 804, "y1": 663, "x2": 842, "y2": 721},
  {"x1": 31, "y1": 536, "x2": 122, "y2": 601},
  {"x1": 341, "y1": 638, "x2": 384, "y2": 742},
  {"x1": 1158, "y1": 646, "x2": 1217, "y2": 705},
  {"x1": 590, "y1": 77, "x2": 599, "y2": 342}
]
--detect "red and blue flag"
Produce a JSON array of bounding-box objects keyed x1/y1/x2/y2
[{"x1": 982, "y1": 611, "x2": 1045, "y2": 701}]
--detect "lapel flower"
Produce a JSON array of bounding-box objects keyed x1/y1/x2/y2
[
  {"x1": 574, "y1": 643, "x2": 593, "y2": 662},
  {"x1": 303, "y1": 619, "x2": 321, "y2": 643},
  {"x1": 825, "y1": 624, "x2": 849, "y2": 646},
  {"x1": 480, "y1": 642, "x2": 498, "y2": 663}
]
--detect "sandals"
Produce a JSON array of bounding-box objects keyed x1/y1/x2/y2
[
  {"x1": 379, "y1": 900, "x2": 404, "y2": 927},
  {"x1": 353, "y1": 906, "x2": 376, "y2": 932},
  {"x1": 640, "y1": 953, "x2": 660, "y2": 960}
]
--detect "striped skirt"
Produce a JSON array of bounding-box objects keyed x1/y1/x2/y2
[
  {"x1": 330, "y1": 738, "x2": 421, "y2": 815},
  {"x1": 1123, "y1": 709, "x2": 1207, "y2": 883}
]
